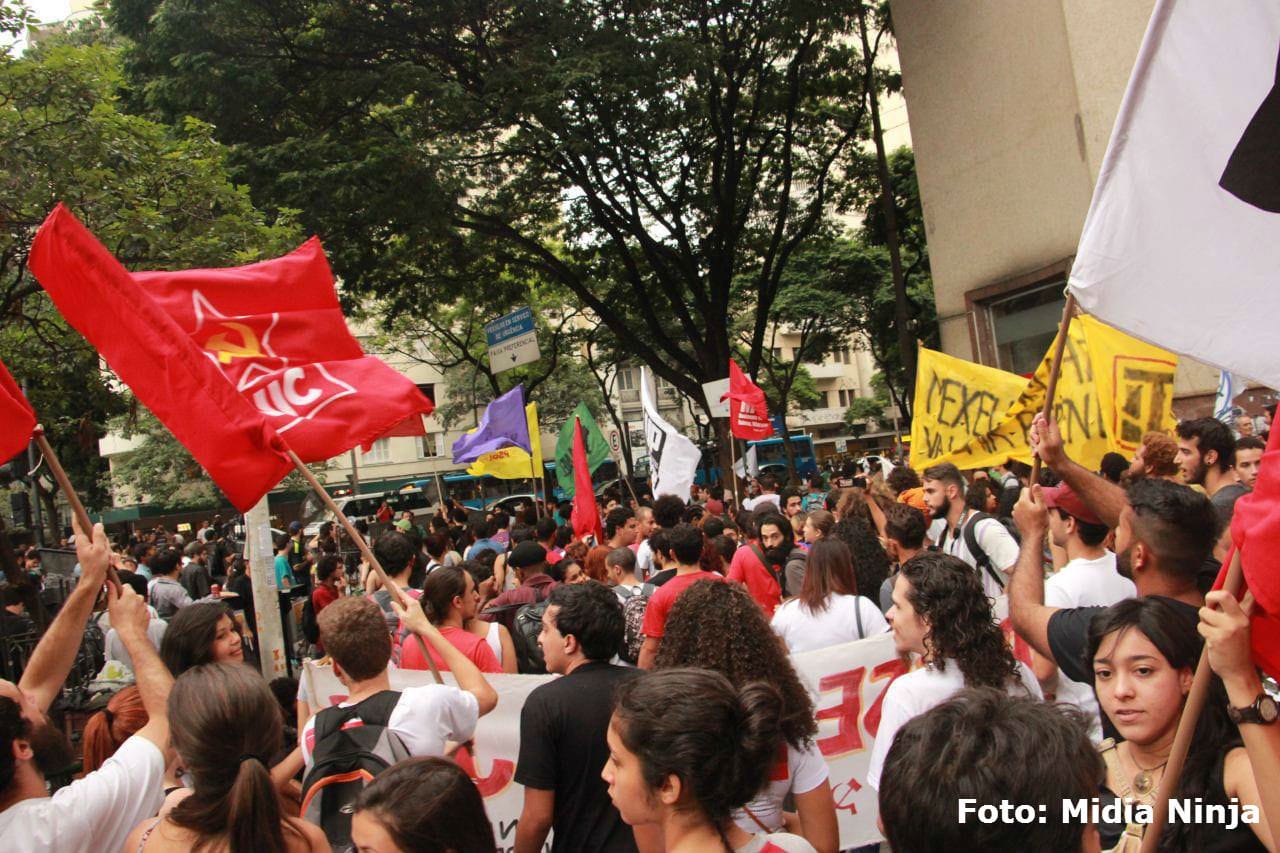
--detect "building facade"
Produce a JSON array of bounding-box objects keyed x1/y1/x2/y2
[{"x1": 890, "y1": 0, "x2": 1253, "y2": 417}]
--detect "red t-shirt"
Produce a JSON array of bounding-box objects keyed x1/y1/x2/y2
[
  {"x1": 400, "y1": 625, "x2": 502, "y2": 674},
  {"x1": 727, "y1": 545, "x2": 782, "y2": 617},
  {"x1": 312, "y1": 582, "x2": 340, "y2": 615},
  {"x1": 640, "y1": 570, "x2": 724, "y2": 640}
]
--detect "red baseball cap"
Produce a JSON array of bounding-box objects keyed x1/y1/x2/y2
[
  {"x1": 1040, "y1": 482, "x2": 1103, "y2": 526},
  {"x1": 705, "y1": 499, "x2": 725, "y2": 516}
]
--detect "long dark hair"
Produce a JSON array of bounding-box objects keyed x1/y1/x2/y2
[
  {"x1": 899, "y1": 553, "x2": 1022, "y2": 691},
  {"x1": 655, "y1": 580, "x2": 816, "y2": 748},
  {"x1": 168, "y1": 664, "x2": 301, "y2": 853},
  {"x1": 613, "y1": 668, "x2": 785, "y2": 830},
  {"x1": 423, "y1": 565, "x2": 468, "y2": 624},
  {"x1": 1087, "y1": 598, "x2": 1240, "y2": 850},
  {"x1": 798, "y1": 538, "x2": 857, "y2": 612},
  {"x1": 831, "y1": 517, "x2": 890, "y2": 606},
  {"x1": 160, "y1": 602, "x2": 242, "y2": 676},
  {"x1": 355, "y1": 757, "x2": 496, "y2": 853}
]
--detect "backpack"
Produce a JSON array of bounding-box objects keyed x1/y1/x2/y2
[
  {"x1": 620, "y1": 583, "x2": 657, "y2": 664},
  {"x1": 300, "y1": 595, "x2": 320, "y2": 645},
  {"x1": 300, "y1": 690, "x2": 409, "y2": 849},
  {"x1": 512, "y1": 599, "x2": 551, "y2": 674},
  {"x1": 957, "y1": 512, "x2": 1007, "y2": 591}
]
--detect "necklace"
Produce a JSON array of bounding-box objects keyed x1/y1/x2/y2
[{"x1": 1129, "y1": 751, "x2": 1169, "y2": 797}]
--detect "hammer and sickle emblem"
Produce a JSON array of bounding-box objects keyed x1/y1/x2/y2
[{"x1": 204, "y1": 321, "x2": 265, "y2": 364}]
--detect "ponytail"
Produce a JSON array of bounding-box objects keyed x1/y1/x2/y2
[
  {"x1": 733, "y1": 681, "x2": 785, "y2": 775},
  {"x1": 82, "y1": 686, "x2": 148, "y2": 773},
  {"x1": 225, "y1": 756, "x2": 286, "y2": 853}
]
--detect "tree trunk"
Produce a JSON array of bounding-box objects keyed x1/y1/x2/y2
[
  {"x1": 713, "y1": 418, "x2": 737, "y2": 506},
  {"x1": 778, "y1": 412, "x2": 797, "y2": 481},
  {"x1": 858, "y1": 5, "x2": 916, "y2": 427}
]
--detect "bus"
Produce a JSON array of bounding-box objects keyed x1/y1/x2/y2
[
  {"x1": 747, "y1": 435, "x2": 818, "y2": 478},
  {"x1": 300, "y1": 481, "x2": 442, "y2": 536}
]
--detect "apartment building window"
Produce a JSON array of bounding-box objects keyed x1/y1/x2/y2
[
  {"x1": 416, "y1": 383, "x2": 436, "y2": 404},
  {"x1": 617, "y1": 368, "x2": 636, "y2": 391},
  {"x1": 838, "y1": 389, "x2": 850, "y2": 407},
  {"x1": 839, "y1": 348, "x2": 851, "y2": 364},
  {"x1": 772, "y1": 347, "x2": 784, "y2": 361},
  {"x1": 362, "y1": 438, "x2": 391, "y2": 464},
  {"x1": 416, "y1": 434, "x2": 442, "y2": 459},
  {"x1": 967, "y1": 260, "x2": 1070, "y2": 375}
]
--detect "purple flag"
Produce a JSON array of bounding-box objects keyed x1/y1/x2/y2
[{"x1": 451, "y1": 385, "x2": 532, "y2": 463}]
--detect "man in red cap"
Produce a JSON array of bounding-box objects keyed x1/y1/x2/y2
[{"x1": 1031, "y1": 481, "x2": 1136, "y2": 740}]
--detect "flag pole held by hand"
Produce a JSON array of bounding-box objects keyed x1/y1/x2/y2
[
  {"x1": 1031, "y1": 293, "x2": 1077, "y2": 484},
  {"x1": 1140, "y1": 549, "x2": 1244, "y2": 852},
  {"x1": 32, "y1": 425, "x2": 121, "y2": 596},
  {"x1": 285, "y1": 449, "x2": 443, "y2": 685}
]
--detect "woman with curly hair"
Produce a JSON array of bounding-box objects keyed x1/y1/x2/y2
[
  {"x1": 867, "y1": 551, "x2": 1040, "y2": 791},
  {"x1": 655, "y1": 580, "x2": 838, "y2": 853}
]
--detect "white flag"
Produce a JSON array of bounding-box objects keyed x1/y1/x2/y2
[
  {"x1": 1213, "y1": 370, "x2": 1245, "y2": 423},
  {"x1": 1068, "y1": 0, "x2": 1280, "y2": 389},
  {"x1": 733, "y1": 444, "x2": 760, "y2": 479},
  {"x1": 640, "y1": 368, "x2": 701, "y2": 501}
]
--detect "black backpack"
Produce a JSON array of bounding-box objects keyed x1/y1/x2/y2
[
  {"x1": 300, "y1": 595, "x2": 320, "y2": 645},
  {"x1": 512, "y1": 599, "x2": 551, "y2": 674},
  {"x1": 958, "y1": 512, "x2": 1006, "y2": 591},
  {"x1": 300, "y1": 690, "x2": 409, "y2": 849}
]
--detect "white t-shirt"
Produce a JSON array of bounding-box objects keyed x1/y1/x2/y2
[
  {"x1": 771, "y1": 595, "x2": 889, "y2": 653},
  {"x1": 0, "y1": 735, "x2": 165, "y2": 853},
  {"x1": 731, "y1": 741, "x2": 829, "y2": 835},
  {"x1": 928, "y1": 513, "x2": 1020, "y2": 599},
  {"x1": 300, "y1": 684, "x2": 479, "y2": 768},
  {"x1": 744, "y1": 493, "x2": 781, "y2": 512},
  {"x1": 734, "y1": 831, "x2": 818, "y2": 852},
  {"x1": 867, "y1": 658, "x2": 1042, "y2": 790},
  {"x1": 1044, "y1": 551, "x2": 1135, "y2": 741},
  {"x1": 635, "y1": 539, "x2": 654, "y2": 576}
]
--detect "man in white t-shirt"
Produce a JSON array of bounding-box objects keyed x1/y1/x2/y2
[
  {"x1": 0, "y1": 521, "x2": 172, "y2": 853},
  {"x1": 743, "y1": 473, "x2": 781, "y2": 512},
  {"x1": 868, "y1": 552, "x2": 1041, "y2": 790},
  {"x1": 301, "y1": 595, "x2": 497, "y2": 767},
  {"x1": 923, "y1": 462, "x2": 1019, "y2": 599},
  {"x1": 1034, "y1": 482, "x2": 1135, "y2": 740}
]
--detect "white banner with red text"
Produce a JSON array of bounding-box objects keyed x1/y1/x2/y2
[{"x1": 304, "y1": 632, "x2": 910, "y2": 850}]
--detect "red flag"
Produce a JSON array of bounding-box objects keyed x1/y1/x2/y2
[
  {"x1": 570, "y1": 417, "x2": 602, "y2": 542},
  {"x1": 28, "y1": 205, "x2": 293, "y2": 512},
  {"x1": 0, "y1": 359, "x2": 36, "y2": 465},
  {"x1": 721, "y1": 359, "x2": 773, "y2": 440},
  {"x1": 131, "y1": 237, "x2": 434, "y2": 462},
  {"x1": 1216, "y1": 424, "x2": 1280, "y2": 679}
]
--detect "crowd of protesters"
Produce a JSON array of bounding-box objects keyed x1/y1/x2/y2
[{"x1": 1, "y1": 405, "x2": 1279, "y2": 852}]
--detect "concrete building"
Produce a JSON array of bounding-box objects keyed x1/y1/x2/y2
[{"x1": 889, "y1": 0, "x2": 1260, "y2": 417}]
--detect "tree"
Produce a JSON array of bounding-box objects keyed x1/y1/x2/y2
[
  {"x1": 0, "y1": 35, "x2": 301, "y2": 523},
  {"x1": 109, "y1": 0, "x2": 878, "y2": 481}
]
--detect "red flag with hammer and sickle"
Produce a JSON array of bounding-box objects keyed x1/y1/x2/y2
[{"x1": 130, "y1": 229, "x2": 434, "y2": 463}]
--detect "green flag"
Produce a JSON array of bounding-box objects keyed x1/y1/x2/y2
[{"x1": 554, "y1": 402, "x2": 611, "y2": 495}]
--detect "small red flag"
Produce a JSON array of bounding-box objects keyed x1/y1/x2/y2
[
  {"x1": 28, "y1": 205, "x2": 294, "y2": 512},
  {"x1": 132, "y1": 237, "x2": 434, "y2": 462},
  {"x1": 1217, "y1": 424, "x2": 1280, "y2": 679},
  {"x1": 721, "y1": 359, "x2": 773, "y2": 440},
  {"x1": 570, "y1": 417, "x2": 602, "y2": 542},
  {"x1": 0, "y1": 359, "x2": 36, "y2": 465}
]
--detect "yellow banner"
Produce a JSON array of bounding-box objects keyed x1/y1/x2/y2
[
  {"x1": 909, "y1": 348, "x2": 1026, "y2": 470},
  {"x1": 912, "y1": 316, "x2": 1178, "y2": 471},
  {"x1": 466, "y1": 403, "x2": 544, "y2": 480},
  {"x1": 1079, "y1": 314, "x2": 1178, "y2": 455}
]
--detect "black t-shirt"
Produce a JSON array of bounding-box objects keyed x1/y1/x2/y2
[
  {"x1": 648, "y1": 568, "x2": 677, "y2": 588},
  {"x1": 1212, "y1": 482, "x2": 1250, "y2": 526},
  {"x1": 515, "y1": 661, "x2": 640, "y2": 853},
  {"x1": 1047, "y1": 596, "x2": 1200, "y2": 740}
]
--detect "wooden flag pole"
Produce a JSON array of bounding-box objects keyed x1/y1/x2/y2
[
  {"x1": 1140, "y1": 550, "x2": 1244, "y2": 852},
  {"x1": 286, "y1": 450, "x2": 443, "y2": 685},
  {"x1": 1031, "y1": 293, "x2": 1078, "y2": 484},
  {"x1": 728, "y1": 436, "x2": 743, "y2": 511},
  {"x1": 32, "y1": 426, "x2": 120, "y2": 594}
]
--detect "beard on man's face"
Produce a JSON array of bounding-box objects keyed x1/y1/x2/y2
[
  {"x1": 27, "y1": 717, "x2": 76, "y2": 777},
  {"x1": 930, "y1": 500, "x2": 949, "y2": 520}
]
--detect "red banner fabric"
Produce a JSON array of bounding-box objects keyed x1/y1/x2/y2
[
  {"x1": 723, "y1": 359, "x2": 774, "y2": 440},
  {"x1": 131, "y1": 237, "x2": 434, "y2": 462},
  {"x1": 571, "y1": 418, "x2": 602, "y2": 542},
  {"x1": 0, "y1": 359, "x2": 36, "y2": 465},
  {"x1": 29, "y1": 205, "x2": 293, "y2": 511},
  {"x1": 1222, "y1": 425, "x2": 1280, "y2": 680}
]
